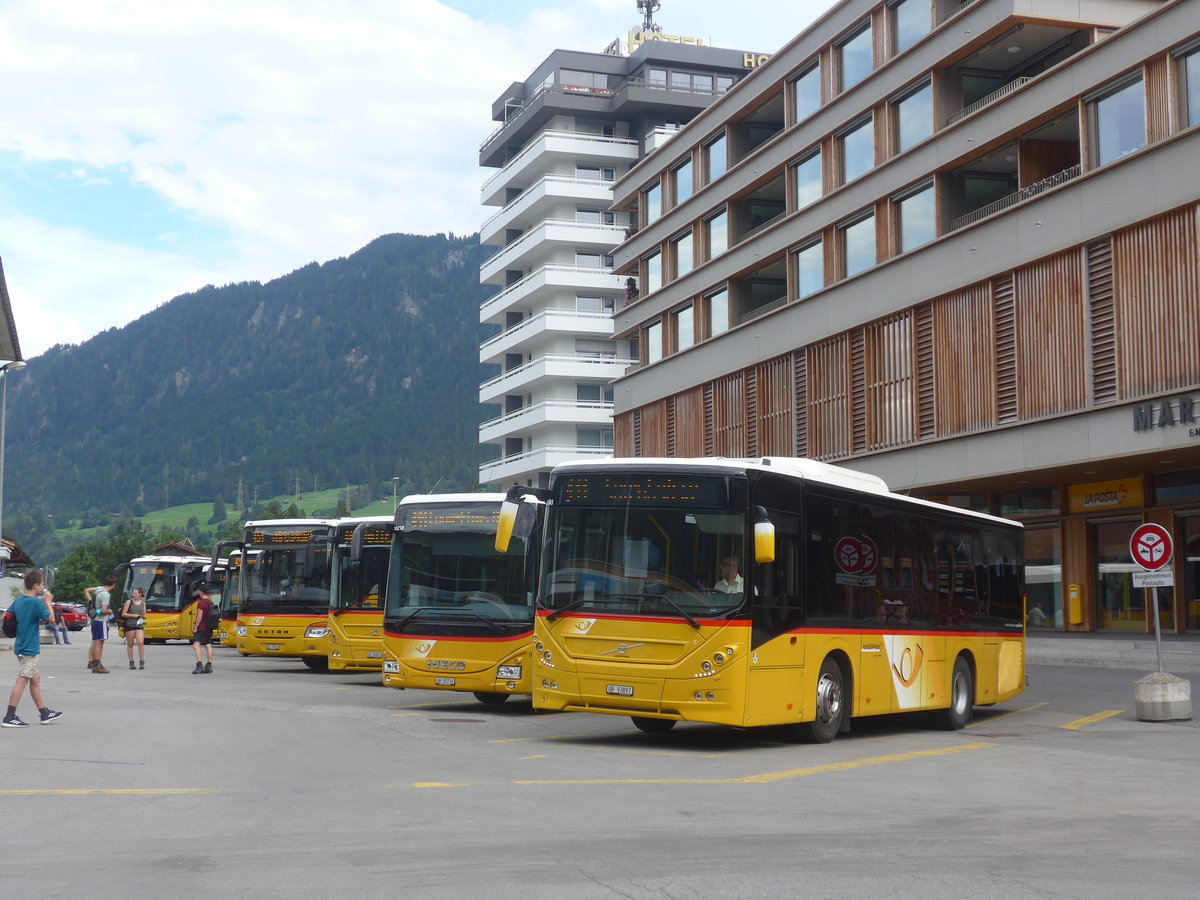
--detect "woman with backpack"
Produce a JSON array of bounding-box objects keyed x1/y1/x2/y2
[
  {"x1": 191, "y1": 586, "x2": 215, "y2": 674},
  {"x1": 121, "y1": 587, "x2": 148, "y2": 670}
]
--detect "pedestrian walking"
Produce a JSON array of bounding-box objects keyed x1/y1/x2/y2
[
  {"x1": 121, "y1": 586, "x2": 147, "y2": 670},
  {"x1": 191, "y1": 586, "x2": 215, "y2": 674},
  {"x1": 3, "y1": 571, "x2": 64, "y2": 727},
  {"x1": 84, "y1": 575, "x2": 116, "y2": 673}
]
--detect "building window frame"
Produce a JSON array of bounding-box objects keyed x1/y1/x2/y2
[
  {"x1": 643, "y1": 179, "x2": 663, "y2": 225},
  {"x1": 839, "y1": 209, "x2": 877, "y2": 278},
  {"x1": 705, "y1": 287, "x2": 730, "y2": 339},
  {"x1": 672, "y1": 303, "x2": 695, "y2": 353},
  {"x1": 672, "y1": 155, "x2": 694, "y2": 206},
  {"x1": 703, "y1": 207, "x2": 729, "y2": 261},
  {"x1": 643, "y1": 319, "x2": 664, "y2": 365},
  {"x1": 792, "y1": 236, "x2": 825, "y2": 300},
  {"x1": 789, "y1": 62, "x2": 821, "y2": 125},
  {"x1": 838, "y1": 114, "x2": 875, "y2": 184},
  {"x1": 703, "y1": 131, "x2": 728, "y2": 185},
  {"x1": 893, "y1": 180, "x2": 936, "y2": 253},
  {"x1": 670, "y1": 229, "x2": 694, "y2": 280},
  {"x1": 891, "y1": 78, "x2": 933, "y2": 154},
  {"x1": 836, "y1": 20, "x2": 873, "y2": 93},
  {"x1": 790, "y1": 146, "x2": 823, "y2": 211},
  {"x1": 1173, "y1": 40, "x2": 1200, "y2": 129},
  {"x1": 1086, "y1": 73, "x2": 1147, "y2": 167},
  {"x1": 643, "y1": 249, "x2": 663, "y2": 294},
  {"x1": 888, "y1": 0, "x2": 930, "y2": 57}
]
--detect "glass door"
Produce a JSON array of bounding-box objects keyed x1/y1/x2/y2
[{"x1": 1094, "y1": 519, "x2": 1174, "y2": 632}]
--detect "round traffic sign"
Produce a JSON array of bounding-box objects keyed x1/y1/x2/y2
[{"x1": 1129, "y1": 523, "x2": 1173, "y2": 571}]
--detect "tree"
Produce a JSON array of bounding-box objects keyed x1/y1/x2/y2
[{"x1": 208, "y1": 495, "x2": 227, "y2": 525}]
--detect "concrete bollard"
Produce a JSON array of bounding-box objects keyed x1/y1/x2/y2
[{"x1": 1134, "y1": 672, "x2": 1192, "y2": 722}]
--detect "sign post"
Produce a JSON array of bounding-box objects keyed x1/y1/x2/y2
[{"x1": 1129, "y1": 523, "x2": 1172, "y2": 673}]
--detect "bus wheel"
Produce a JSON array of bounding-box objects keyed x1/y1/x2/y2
[
  {"x1": 473, "y1": 692, "x2": 510, "y2": 705},
  {"x1": 302, "y1": 657, "x2": 329, "y2": 672},
  {"x1": 631, "y1": 716, "x2": 676, "y2": 734},
  {"x1": 936, "y1": 656, "x2": 974, "y2": 730},
  {"x1": 803, "y1": 657, "x2": 845, "y2": 744}
]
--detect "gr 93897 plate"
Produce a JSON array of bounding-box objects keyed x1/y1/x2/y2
[
  {"x1": 606, "y1": 684, "x2": 634, "y2": 696},
  {"x1": 434, "y1": 677, "x2": 456, "y2": 686}
]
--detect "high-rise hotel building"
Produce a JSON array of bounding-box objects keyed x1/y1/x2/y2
[
  {"x1": 477, "y1": 32, "x2": 758, "y2": 489},
  {"x1": 608, "y1": 0, "x2": 1200, "y2": 634}
]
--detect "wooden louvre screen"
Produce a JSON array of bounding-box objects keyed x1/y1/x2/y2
[
  {"x1": 711, "y1": 372, "x2": 746, "y2": 457},
  {"x1": 1015, "y1": 249, "x2": 1087, "y2": 418},
  {"x1": 755, "y1": 355, "x2": 793, "y2": 456},
  {"x1": 745, "y1": 366, "x2": 758, "y2": 457},
  {"x1": 994, "y1": 275, "x2": 1018, "y2": 423},
  {"x1": 638, "y1": 400, "x2": 669, "y2": 457},
  {"x1": 916, "y1": 305, "x2": 934, "y2": 438},
  {"x1": 673, "y1": 387, "x2": 707, "y2": 458},
  {"x1": 1112, "y1": 206, "x2": 1200, "y2": 397},
  {"x1": 863, "y1": 313, "x2": 915, "y2": 450},
  {"x1": 807, "y1": 335, "x2": 851, "y2": 459},
  {"x1": 1086, "y1": 237, "x2": 1117, "y2": 403},
  {"x1": 614, "y1": 411, "x2": 633, "y2": 456},
  {"x1": 793, "y1": 350, "x2": 809, "y2": 457},
  {"x1": 932, "y1": 284, "x2": 995, "y2": 435}
]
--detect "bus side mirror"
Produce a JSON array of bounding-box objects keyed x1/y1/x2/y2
[
  {"x1": 753, "y1": 507, "x2": 775, "y2": 564},
  {"x1": 495, "y1": 499, "x2": 519, "y2": 553}
]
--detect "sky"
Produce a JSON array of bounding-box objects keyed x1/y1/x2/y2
[{"x1": 0, "y1": 0, "x2": 833, "y2": 358}]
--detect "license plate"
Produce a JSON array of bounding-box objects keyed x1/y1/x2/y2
[
  {"x1": 606, "y1": 684, "x2": 634, "y2": 696},
  {"x1": 266, "y1": 643, "x2": 280, "y2": 651},
  {"x1": 367, "y1": 652, "x2": 382, "y2": 659},
  {"x1": 434, "y1": 677, "x2": 456, "y2": 686}
]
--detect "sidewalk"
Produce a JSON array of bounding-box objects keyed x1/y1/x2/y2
[{"x1": 1027, "y1": 630, "x2": 1200, "y2": 673}]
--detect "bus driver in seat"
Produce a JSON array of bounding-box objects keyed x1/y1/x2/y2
[{"x1": 714, "y1": 557, "x2": 744, "y2": 594}]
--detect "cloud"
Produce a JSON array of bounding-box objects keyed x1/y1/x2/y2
[{"x1": 0, "y1": 0, "x2": 832, "y2": 357}]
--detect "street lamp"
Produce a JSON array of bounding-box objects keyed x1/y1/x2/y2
[
  {"x1": 0, "y1": 359, "x2": 28, "y2": 566},
  {"x1": 391, "y1": 476, "x2": 401, "y2": 512}
]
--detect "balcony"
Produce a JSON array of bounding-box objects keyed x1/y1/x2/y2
[
  {"x1": 950, "y1": 165, "x2": 1081, "y2": 231},
  {"x1": 480, "y1": 131, "x2": 638, "y2": 207},
  {"x1": 480, "y1": 310, "x2": 612, "y2": 363},
  {"x1": 480, "y1": 219, "x2": 627, "y2": 283},
  {"x1": 479, "y1": 400, "x2": 614, "y2": 444},
  {"x1": 479, "y1": 354, "x2": 635, "y2": 404},
  {"x1": 480, "y1": 175, "x2": 614, "y2": 245},
  {"x1": 480, "y1": 264, "x2": 626, "y2": 324},
  {"x1": 480, "y1": 445, "x2": 613, "y2": 486}
]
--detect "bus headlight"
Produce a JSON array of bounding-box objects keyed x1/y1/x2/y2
[
  {"x1": 383, "y1": 660, "x2": 400, "y2": 674},
  {"x1": 497, "y1": 665, "x2": 522, "y2": 680},
  {"x1": 305, "y1": 626, "x2": 330, "y2": 639},
  {"x1": 236, "y1": 625, "x2": 247, "y2": 637}
]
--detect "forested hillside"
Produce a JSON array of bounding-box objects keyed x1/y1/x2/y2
[{"x1": 4, "y1": 232, "x2": 496, "y2": 562}]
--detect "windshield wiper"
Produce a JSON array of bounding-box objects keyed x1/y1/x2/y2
[
  {"x1": 393, "y1": 607, "x2": 506, "y2": 634},
  {"x1": 606, "y1": 591, "x2": 700, "y2": 629},
  {"x1": 545, "y1": 597, "x2": 594, "y2": 623}
]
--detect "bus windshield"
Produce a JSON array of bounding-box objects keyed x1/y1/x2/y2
[
  {"x1": 241, "y1": 526, "x2": 333, "y2": 615},
  {"x1": 540, "y1": 471, "x2": 749, "y2": 619},
  {"x1": 332, "y1": 523, "x2": 391, "y2": 611},
  {"x1": 125, "y1": 559, "x2": 206, "y2": 613},
  {"x1": 385, "y1": 501, "x2": 533, "y2": 631}
]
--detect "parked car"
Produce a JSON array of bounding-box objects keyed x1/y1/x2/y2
[{"x1": 53, "y1": 602, "x2": 89, "y2": 631}]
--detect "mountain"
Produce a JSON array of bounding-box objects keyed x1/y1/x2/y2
[{"x1": 4, "y1": 232, "x2": 497, "y2": 560}]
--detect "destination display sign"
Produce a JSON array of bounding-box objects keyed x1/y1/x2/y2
[
  {"x1": 404, "y1": 505, "x2": 499, "y2": 532},
  {"x1": 557, "y1": 473, "x2": 728, "y2": 509}
]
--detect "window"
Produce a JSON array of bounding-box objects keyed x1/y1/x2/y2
[
  {"x1": 791, "y1": 64, "x2": 821, "y2": 122},
  {"x1": 838, "y1": 23, "x2": 873, "y2": 92},
  {"x1": 577, "y1": 428, "x2": 614, "y2": 448},
  {"x1": 644, "y1": 250, "x2": 662, "y2": 294},
  {"x1": 673, "y1": 157, "x2": 693, "y2": 205},
  {"x1": 705, "y1": 209, "x2": 728, "y2": 259},
  {"x1": 890, "y1": 0, "x2": 929, "y2": 55},
  {"x1": 576, "y1": 208, "x2": 614, "y2": 224},
  {"x1": 840, "y1": 115, "x2": 874, "y2": 183},
  {"x1": 704, "y1": 133, "x2": 727, "y2": 183},
  {"x1": 706, "y1": 289, "x2": 729, "y2": 338},
  {"x1": 672, "y1": 71, "x2": 714, "y2": 93},
  {"x1": 576, "y1": 338, "x2": 616, "y2": 359},
  {"x1": 560, "y1": 69, "x2": 610, "y2": 92},
  {"x1": 644, "y1": 181, "x2": 662, "y2": 225},
  {"x1": 644, "y1": 320, "x2": 663, "y2": 364},
  {"x1": 673, "y1": 304, "x2": 695, "y2": 352},
  {"x1": 895, "y1": 183, "x2": 935, "y2": 252},
  {"x1": 647, "y1": 67, "x2": 667, "y2": 87},
  {"x1": 671, "y1": 230, "x2": 694, "y2": 279},
  {"x1": 791, "y1": 149, "x2": 822, "y2": 209},
  {"x1": 794, "y1": 238, "x2": 824, "y2": 299},
  {"x1": 841, "y1": 212, "x2": 876, "y2": 277},
  {"x1": 716, "y1": 74, "x2": 735, "y2": 93},
  {"x1": 1179, "y1": 47, "x2": 1200, "y2": 127},
  {"x1": 1091, "y1": 77, "x2": 1145, "y2": 166},
  {"x1": 576, "y1": 295, "x2": 615, "y2": 314},
  {"x1": 893, "y1": 81, "x2": 933, "y2": 153},
  {"x1": 576, "y1": 251, "x2": 613, "y2": 269},
  {"x1": 577, "y1": 383, "x2": 614, "y2": 404},
  {"x1": 576, "y1": 165, "x2": 615, "y2": 182}
]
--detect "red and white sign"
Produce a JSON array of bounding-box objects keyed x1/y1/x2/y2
[
  {"x1": 835, "y1": 536, "x2": 878, "y2": 575},
  {"x1": 1129, "y1": 523, "x2": 1173, "y2": 571}
]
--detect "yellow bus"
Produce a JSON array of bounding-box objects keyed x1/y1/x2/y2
[
  {"x1": 501, "y1": 457, "x2": 1025, "y2": 740},
  {"x1": 229, "y1": 519, "x2": 338, "y2": 670},
  {"x1": 382, "y1": 493, "x2": 540, "y2": 705},
  {"x1": 115, "y1": 553, "x2": 211, "y2": 642},
  {"x1": 216, "y1": 550, "x2": 249, "y2": 646},
  {"x1": 327, "y1": 517, "x2": 393, "y2": 672}
]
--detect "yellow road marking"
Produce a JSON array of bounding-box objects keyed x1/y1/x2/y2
[
  {"x1": 0, "y1": 788, "x2": 214, "y2": 796},
  {"x1": 1061, "y1": 710, "x2": 1124, "y2": 730},
  {"x1": 966, "y1": 701, "x2": 1048, "y2": 727},
  {"x1": 390, "y1": 712, "x2": 420, "y2": 717},
  {"x1": 384, "y1": 701, "x2": 474, "y2": 710}
]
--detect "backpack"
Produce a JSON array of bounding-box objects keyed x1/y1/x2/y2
[
  {"x1": 87, "y1": 587, "x2": 109, "y2": 620},
  {"x1": 1, "y1": 608, "x2": 16, "y2": 639},
  {"x1": 204, "y1": 599, "x2": 221, "y2": 631}
]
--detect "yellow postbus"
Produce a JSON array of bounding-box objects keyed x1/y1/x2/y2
[
  {"x1": 227, "y1": 519, "x2": 338, "y2": 670},
  {"x1": 381, "y1": 493, "x2": 541, "y2": 705},
  {"x1": 327, "y1": 517, "x2": 393, "y2": 672},
  {"x1": 115, "y1": 553, "x2": 211, "y2": 642},
  {"x1": 501, "y1": 457, "x2": 1025, "y2": 740}
]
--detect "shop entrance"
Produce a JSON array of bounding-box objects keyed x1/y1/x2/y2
[{"x1": 1094, "y1": 519, "x2": 1174, "y2": 632}]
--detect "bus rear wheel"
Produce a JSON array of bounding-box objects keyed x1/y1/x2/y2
[
  {"x1": 631, "y1": 716, "x2": 676, "y2": 734},
  {"x1": 936, "y1": 656, "x2": 974, "y2": 730},
  {"x1": 473, "y1": 692, "x2": 510, "y2": 705},
  {"x1": 802, "y1": 657, "x2": 845, "y2": 743},
  {"x1": 302, "y1": 657, "x2": 329, "y2": 672}
]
